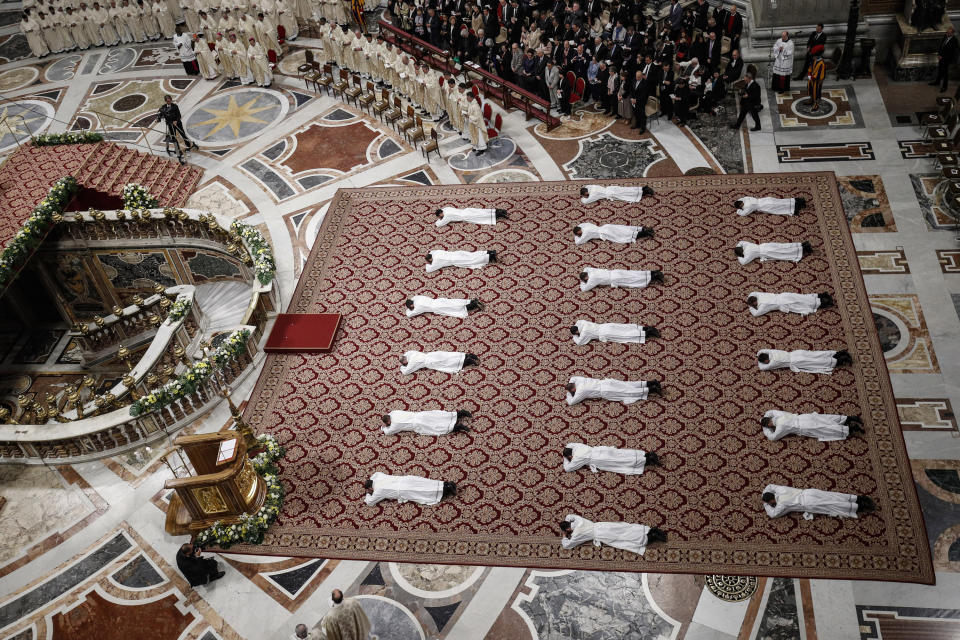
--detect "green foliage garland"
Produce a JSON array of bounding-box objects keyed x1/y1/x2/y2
[
  {"x1": 166, "y1": 297, "x2": 192, "y2": 323},
  {"x1": 31, "y1": 132, "x2": 104, "y2": 146},
  {"x1": 231, "y1": 221, "x2": 276, "y2": 286}
]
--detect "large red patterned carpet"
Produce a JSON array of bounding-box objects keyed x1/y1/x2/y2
[{"x1": 243, "y1": 174, "x2": 933, "y2": 583}]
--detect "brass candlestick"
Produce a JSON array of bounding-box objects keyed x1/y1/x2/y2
[
  {"x1": 0, "y1": 407, "x2": 16, "y2": 425},
  {"x1": 122, "y1": 375, "x2": 140, "y2": 401},
  {"x1": 117, "y1": 345, "x2": 133, "y2": 371},
  {"x1": 112, "y1": 305, "x2": 124, "y2": 317},
  {"x1": 66, "y1": 386, "x2": 83, "y2": 420},
  {"x1": 221, "y1": 387, "x2": 257, "y2": 450}
]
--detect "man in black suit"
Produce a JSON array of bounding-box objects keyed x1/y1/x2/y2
[
  {"x1": 693, "y1": 0, "x2": 710, "y2": 31},
  {"x1": 705, "y1": 30, "x2": 722, "y2": 73},
  {"x1": 716, "y1": 4, "x2": 743, "y2": 52},
  {"x1": 730, "y1": 71, "x2": 761, "y2": 130},
  {"x1": 723, "y1": 48, "x2": 744, "y2": 86},
  {"x1": 558, "y1": 71, "x2": 573, "y2": 115},
  {"x1": 796, "y1": 23, "x2": 826, "y2": 80},
  {"x1": 630, "y1": 70, "x2": 650, "y2": 132},
  {"x1": 931, "y1": 26, "x2": 958, "y2": 92}
]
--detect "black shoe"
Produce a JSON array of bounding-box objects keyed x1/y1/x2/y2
[
  {"x1": 475, "y1": 149, "x2": 486, "y2": 156},
  {"x1": 210, "y1": 570, "x2": 225, "y2": 582},
  {"x1": 750, "y1": 125, "x2": 761, "y2": 131}
]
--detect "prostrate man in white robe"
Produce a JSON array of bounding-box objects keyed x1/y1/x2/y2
[
  {"x1": 565, "y1": 376, "x2": 661, "y2": 405},
  {"x1": 580, "y1": 184, "x2": 654, "y2": 204},
  {"x1": 579, "y1": 268, "x2": 663, "y2": 292},
  {"x1": 574, "y1": 223, "x2": 653, "y2": 245},
  {"x1": 562, "y1": 443, "x2": 659, "y2": 475},
  {"x1": 400, "y1": 350, "x2": 479, "y2": 375},
  {"x1": 405, "y1": 296, "x2": 482, "y2": 318},
  {"x1": 747, "y1": 291, "x2": 833, "y2": 316},
  {"x1": 569, "y1": 320, "x2": 658, "y2": 345},
  {"x1": 735, "y1": 196, "x2": 806, "y2": 216},
  {"x1": 381, "y1": 409, "x2": 472, "y2": 435},
  {"x1": 560, "y1": 514, "x2": 667, "y2": 555},
  {"x1": 425, "y1": 250, "x2": 497, "y2": 272},
  {"x1": 761, "y1": 410, "x2": 863, "y2": 442},
  {"x1": 435, "y1": 206, "x2": 508, "y2": 227},
  {"x1": 757, "y1": 348, "x2": 852, "y2": 374},
  {"x1": 762, "y1": 484, "x2": 874, "y2": 520},
  {"x1": 735, "y1": 240, "x2": 812, "y2": 265},
  {"x1": 364, "y1": 472, "x2": 457, "y2": 506}
]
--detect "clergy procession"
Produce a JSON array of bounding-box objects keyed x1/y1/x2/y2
[{"x1": 363, "y1": 184, "x2": 877, "y2": 556}]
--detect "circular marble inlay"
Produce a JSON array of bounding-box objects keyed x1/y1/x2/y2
[
  {"x1": 113, "y1": 93, "x2": 148, "y2": 112},
  {"x1": 354, "y1": 596, "x2": 425, "y2": 640},
  {"x1": 184, "y1": 88, "x2": 287, "y2": 147},
  {"x1": 477, "y1": 168, "x2": 538, "y2": 183},
  {"x1": 790, "y1": 96, "x2": 837, "y2": 119},
  {"x1": 0, "y1": 100, "x2": 55, "y2": 152},
  {"x1": 599, "y1": 150, "x2": 629, "y2": 169},
  {"x1": 685, "y1": 166, "x2": 716, "y2": 175},
  {"x1": 705, "y1": 575, "x2": 758, "y2": 602},
  {"x1": 44, "y1": 54, "x2": 82, "y2": 82},
  {"x1": 873, "y1": 312, "x2": 903, "y2": 354},
  {"x1": 0, "y1": 66, "x2": 39, "y2": 91},
  {"x1": 389, "y1": 562, "x2": 485, "y2": 599}
]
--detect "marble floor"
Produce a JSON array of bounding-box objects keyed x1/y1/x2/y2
[{"x1": 0, "y1": 24, "x2": 960, "y2": 640}]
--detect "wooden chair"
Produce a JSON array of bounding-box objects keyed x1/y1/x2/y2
[
  {"x1": 373, "y1": 89, "x2": 391, "y2": 121},
  {"x1": 721, "y1": 35, "x2": 731, "y2": 55},
  {"x1": 332, "y1": 68, "x2": 349, "y2": 99},
  {"x1": 407, "y1": 116, "x2": 425, "y2": 145},
  {"x1": 314, "y1": 64, "x2": 333, "y2": 94},
  {"x1": 359, "y1": 81, "x2": 376, "y2": 113},
  {"x1": 482, "y1": 102, "x2": 492, "y2": 125},
  {"x1": 397, "y1": 105, "x2": 416, "y2": 137},
  {"x1": 344, "y1": 74, "x2": 363, "y2": 107},
  {"x1": 926, "y1": 113, "x2": 958, "y2": 143},
  {"x1": 384, "y1": 97, "x2": 403, "y2": 128},
  {"x1": 570, "y1": 77, "x2": 584, "y2": 105},
  {"x1": 421, "y1": 128, "x2": 440, "y2": 160},
  {"x1": 297, "y1": 48, "x2": 315, "y2": 78},
  {"x1": 645, "y1": 96, "x2": 661, "y2": 127}
]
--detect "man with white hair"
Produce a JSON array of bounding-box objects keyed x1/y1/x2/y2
[
  {"x1": 580, "y1": 184, "x2": 654, "y2": 203},
  {"x1": 405, "y1": 296, "x2": 483, "y2": 318},
  {"x1": 364, "y1": 472, "x2": 457, "y2": 505},
  {"x1": 425, "y1": 250, "x2": 497, "y2": 272},
  {"x1": 761, "y1": 410, "x2": 864, "y2": 441},
  {"x1": 762, "y1": 484, "x2": 874, "y2": 520},
  {"x1": 757, "y1": 348, "x2": 852, "y2": 374},
  {"x1": 735, "y1": 196, "x2": 806, "y2": 216},
  {"x1": 400, "y1": 350, "x2": 480, "y2": 374},
  {"x1": 560, "y1": 514, "x2": 667, "y2": 555},
  {"x1": 747, "y1": 291, "x2": 833, "y2": 316},
  {"x1": 579, "y1": 268, "x2": 663, "y2": 291},
  {"x1": 562, "y1": 443, "x2": 659, "y2": 474},
  {"x1": 574, "y1": 223, "x2": 653, "y2": 245},
  {"x1": 735, "y1": 240, "x2": 812, "y2": 265},
  {"x1": 569, "y1": 321, "x2": 658, "y2": 345},
  {"x1": 435, "y1": 206, "x2": 508, "y2": 226},
  {"x1": 381, "y1": 409, "x2": 472, "y2": 435},
  {"x1": 565, "y1": 376, "x2": 661, "y2": 405}
]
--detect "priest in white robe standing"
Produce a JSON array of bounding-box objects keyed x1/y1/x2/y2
[
  {"x1": 435, "y1": 207, "x2": 508, "y2": 227},
  {"x1": 425, "y1": 250, "x2": 496, "y2": 272},
  {"x1": 565, "y1": 376, "x2": 661, "y2": 405},
  {"x1": 735, "y1": 196, "x2": 806, "y2": 217},
  {"x1": 580, "y1": 185, "x2": 654, "y2": 204},
  {"x1": 762, "y1": 484, "x2": 874, "y2": 520},
  {"x1": 570, "y1": 320, "x2": 658, "y2": 345},
  {"x1": 747, "y1": 291, "x2": 833, "y2": 316},
  {"x1": 562, "y1": 443, "x2": 659, "y2": 475},
  {"x1": 405, "y1": 296, "x2": 482, "y2": 318},
  {"x1": 560, "y1": 514, "x2": 666, "y2": 555},
  {"x1": 574, "y1": 223, "x2": 653, "y2": 245},
  {"x1": 381, "y1": 409, "x2": 472, "y2": 435},
  {"x1": 757, "y1": 348, "x2": 852, "y2": 374},
  {"x1": 465, "y1": 92, "x2": 488, "y2": 156},
  {"x1": 247, "y1": 36, "x2": 273, "y2": 87},
  {"x1": 761, "y1": 411, "x2": 863, "y2": 442},
  {"x1": 364, "y1": 472, "x2": 456, "y2": 505},
  {"x1": 735, "y1": 240, "x2": 812, "y2": 265},
  {"x1": 400, "y1": 351, "x2": 479, "y2": 375},
  {"x1": 579, "y1": 268, "x2": 663, "y2": 292}
]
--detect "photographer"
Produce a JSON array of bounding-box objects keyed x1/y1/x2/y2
[
  {"x1": 175, "y1": 542, "x2": 224, "y2": 587},
  {"x1": 156, "y1": 94, "x2": 196, "y2": 151}
]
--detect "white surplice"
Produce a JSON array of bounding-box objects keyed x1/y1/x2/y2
[
  {"x1": 758, "y1": 349, "x2": 838, "y2": 374},
  {"x1": 572, "y1": 320, "x2": 645, "y2": 345},
  {"x1": 762, "y1": 410, "x2": 850, "y2": 442},
  {"x1": 562, "y1": 442, "x2": 648, "y2": 474},
  {"x1": 566, "y1": 376, "x2": 649, "y2": 405},
  {"x1": 400, "y1": 351, "x2": 466, "y2": 375},
  {"x1": 736, "y1": 240, "x2": 804, "y2": 265},
  {"x1": 763, "y1": 484, "x2": 858, "y2": 520},
  {"x1": 405, "y1": 296, "x2": 472, "y2": 318},
  {"x1": 560, "y1": 514, "x2": 651, "y2": 555},
  {"x1": 580, "y1": 185, "x2": 645, "y2": 204},
  {"x1": 574, "y1": 223, "x2": 643, "y2": 245},
  {"x1": 736, "y1": 197, "x2": 796, "y2": 217},
  {"x1": 364, "y1": 472, "x2": 444, "y2": 505},
  {"x1": 383, "y1": 410, "x2": 457, "y2": 436},
  {"x1": 436, "y1": 207, "x2": 497, "y2": 227},
  {"x1": 580, "y1": 268, "x2": 652, "y2": 292},
  {"x1": 426, "y1": 250, "x2": 491, "y2": 273},
  {"x1": 748, "y1": 292, "x2": 821, "y2": 317}
]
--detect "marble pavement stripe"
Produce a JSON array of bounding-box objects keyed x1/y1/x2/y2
[
  {"x1": 443, "y1": 567, "x2": 525, "y2": 640},
  {"x1": 809, "y1": 579, "x2": 859, "y2": 640},
  {"x1": 797, "y1": 579, "x2": 817, "y2": 640},
  {"x1": 691, "y1": 582, "x2": 751, "y2": 637},
  {"x1": 651, "y1": 123, "x2": 716, "y2": 174}
]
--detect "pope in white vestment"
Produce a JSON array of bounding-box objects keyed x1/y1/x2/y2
[
  {"x1": 574, "y1": 223, "x2": 648, "y2": 245},
  {"x1": 382, "y1": 410, "x2": 465, "y2": 436},
  {"x1": 735, "y1": 196, "x2": 803, "y2": 217},
  {"x1": 762, "y1": 410, "x2": 856, "y2": 442},
  {"x1": 736, "y1": 240, "x2": 808, "y2": 265},
  {"x1": 762, "y1": 484, "x2": 863, "y2": 520},
  {"x1": 748, "y1": 292, "x2": 821, "y2": 316},
  {"x1": 579, "y1": 267, "x2": 659, "y2": 292},
  {"x1": 570, "y1": 320, "x2": 647, "y2": 345},
  {"x1": 364, "y1": 472, "x2": 448, "y2": 505},
  {"x1": 560, "y1": 514, "x2": 655, "y2": 556},
  {"x1": 580, "y1": 185, "x2": 652, "y2": 204},
  {"x1": 565, "y1": 376, "x2": 657, "y2": 405},
  {"x1": 435, "y1": 207, "x2": 503, "y2": 227},
  {"x1": 400, "y1": 351, "x2": 470, "y2": 375},
  {"x1": 405, "y1": 295, "x2": 479, "y2": 318},
  {"x1": 757, "y1": 349, "x2": 848, "y2": 374},
  {"x1": 562, "y1": 442, "x2": 653, "y2": 475},
  {"x1": 426, "y1": 250, "x2": 494, "y2": 272}
]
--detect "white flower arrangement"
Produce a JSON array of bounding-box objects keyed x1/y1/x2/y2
[
  {"x1": 166, "y1": 297, "x2": 192, "y2": 323},
  {"x1": 122, "y1": 183, "x2": 159, "y2": 209},
  {"x1": 231, "y1": 221, "x2": 276, "y2": 286},
  {"x1": 31, "y1": 132, "x2": 104, "y2": 146}
]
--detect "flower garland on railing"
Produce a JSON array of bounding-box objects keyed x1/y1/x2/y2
[
  {"x1": 122, "y1": 183, "x2": 159, "y2": 209},
  {"x1": 166, "y1": 297, "x2": 192, "y2": 323},
  {"x1": 31, "y1": 132, "x2": 104, "y2": 146},
  {"x1": 231, "y1": 221, "x2": 276, "y2": 286},
  {"x1": 194, "y1": 434, "x2": 286, "y2": 548},
  {"x1": 0, "y1": 176, "x2": 79, "y2": 286},
  {"x1": 128, "y1": 328, "x2": 251, "y2": 417}
]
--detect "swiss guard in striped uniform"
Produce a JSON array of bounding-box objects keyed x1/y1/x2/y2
[
  {"x1": 805, "y1": 44, "x2": 826, "y2": 112},
  {"x1": 351, "y1": 0, "x2": 365, "y2": 30}
]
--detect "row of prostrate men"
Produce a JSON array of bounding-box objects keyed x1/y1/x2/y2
[{"x1": 363, "y1": 185, "x2": 875, "y2": 558}]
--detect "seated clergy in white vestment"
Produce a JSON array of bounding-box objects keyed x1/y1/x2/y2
[
  {"x1": 757, "y1": 349, "x2": 851, "y2": 374},
  {"x1": 735, "y1": 196, "x2": 806, "y2": 217},
  {"x1": 574, "y1": 223, "x2": 653, "y2": 245},
  {"x1": 565, "y1": 376, "x2": 661, "y2": 405},
  {"x1": 425, "y1": 250, "x2": 497, "y2": 272},
  {"x1": 761, "y1": 411, "x2": 864, "y2": 442},
  {"x1": 405, "y1": 295, "x2": 482, "y2": 318},
  {"x1": 381, "y1": 409, "x2": 472, "y2": 435},
  {"x1": 735, "y1": 240, "x2": 812, "y2": 265},
  {"x1": 747, "y1": 291, "x2": 833, "y2": 316},
  {"x1": 562, "y1": 443, "x2": 659, "y2": 474},
  {"x1": 579, "y1": 268, "x2": 663, "y2": 292},
  {"x1": 363, "y1": 472, "x2": 457, "y2": 505},
  {"x1": 560, "y1": 513, "x2": 667, "y2": 555},
  {"x1": 434, "y1": 206, "x2": 508, "y2": 226},
  {"x1": 579, "y1": 185, "x2": 654, "y2": 204},
  {"x1": 400, "y1": 351, "x2": 479, "y2": 375},
  {"x1": 569, "y1": 320, "x2": 659, "y2": 345},
  {"x1": 762, "y1": 484, "x2": 874, "y2": 520}
]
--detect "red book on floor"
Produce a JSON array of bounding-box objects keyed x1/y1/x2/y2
[{"x1": 265, "y1": 313, "x2": 342, "y2": 352}]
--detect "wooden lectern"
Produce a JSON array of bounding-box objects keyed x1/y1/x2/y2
[{"x1": 163, "y1": 431, "x2": 266, "y2": 535}]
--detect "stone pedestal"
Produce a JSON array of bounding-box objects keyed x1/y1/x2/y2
[{"x1": 888, "y1": 13, "x2": 955, "y2": 80}]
